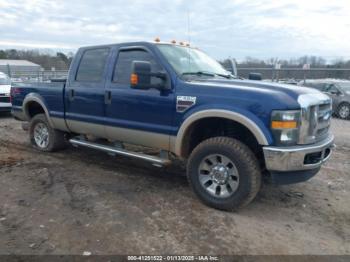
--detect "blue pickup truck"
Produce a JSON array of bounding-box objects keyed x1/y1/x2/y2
[{"x1": 11, "y1": 41, "x2": 334, "y2": 210}]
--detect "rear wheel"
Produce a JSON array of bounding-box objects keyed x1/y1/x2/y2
[
  {"x1": 187, "y1": 137, "x2": 261, "y2": 211},
  {"x1": 29, "y1": 114, "x2": 67, "y2": 152},
  {"x1": 337, "y1": 103, "x2": 350, "y2": 120}
]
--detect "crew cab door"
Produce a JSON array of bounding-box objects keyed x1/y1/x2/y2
[
  {"x1": 65, "y1": 47, "x2": 111, "y2": 137},
  {"x1": 104, "y1": 46, "x2": 175, "y2": 150}
]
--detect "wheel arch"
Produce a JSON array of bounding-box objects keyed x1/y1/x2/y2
[
  {"x1": 338, "y1": 101, "x2": 350, "y2": 107},
  {"x1": 23, "y1": 93, "x2": 54, "y2": 127},
  {"x1": 174, "y1": 109, "x2": 271, "y2": 158}
]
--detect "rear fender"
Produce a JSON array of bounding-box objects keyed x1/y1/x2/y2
[{"x1": 23, "y1": 93, "x2": 54, "y2": 127}]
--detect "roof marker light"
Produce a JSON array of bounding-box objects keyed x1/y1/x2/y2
[
  {"x1": 171, "y1": 40, "x2": 176, "y2": 44},
  {"x1": 154, "y1": 37, "x2": 160, "y2": 42}
]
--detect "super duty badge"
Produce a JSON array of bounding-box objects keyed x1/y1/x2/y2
[{"x1": 176, "y1": 96, "x2": 196, "y2": 113}]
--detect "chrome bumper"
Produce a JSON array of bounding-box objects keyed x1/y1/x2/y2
[
  {"x1": 263, "y1": 135, "x2": 335, "y2": 172},
  {"x1": 0, "y1": 106, "x2": 11, "y2": 112}
]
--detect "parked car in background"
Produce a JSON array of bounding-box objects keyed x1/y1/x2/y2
[
  {"x1": 299, "y1": 79, "x2": 350, "y2": 120},
  {"x1": 278, "y1": 79, "x2": 299, "y2": 85},
  {"x1": 0, "y1": 72, "x2": 11, "y2": 113}
]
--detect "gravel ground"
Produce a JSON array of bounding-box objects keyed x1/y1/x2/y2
[{"x1": 0, "y1": 113, "x2": 349, "y2": 255}]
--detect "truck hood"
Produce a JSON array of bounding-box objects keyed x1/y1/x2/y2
[
  {"x1": 185, "y1": 76, "x2": 331, "y2": 114},
  {"x1": 196, "y1": 78, "x2": 319, "y2": 99},
  {"x1": 0, "y1": 84, "x2": 11, "y2": 94},
  {"x1": 188, "y1": 78, "x2": 330, "y2": 109}
]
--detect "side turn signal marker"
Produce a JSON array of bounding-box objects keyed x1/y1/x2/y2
[
  {"x1": 130, "y1": 73, "x2": 138, "y2": 85},
  {"x1": 271, "y1": 121, "x2": 297, "y2": 129}
]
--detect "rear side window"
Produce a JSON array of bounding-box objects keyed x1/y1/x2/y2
[
  {"x1": 76, "y1": 48, "x2": 110, "y2": 82},
  {"x1": 113, "y1": 49, "x2": 162, "y2": 85}
]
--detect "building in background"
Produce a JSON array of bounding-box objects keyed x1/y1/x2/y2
[{"x1": 0, "y1": 59, "x2": 42, "y2": 77}]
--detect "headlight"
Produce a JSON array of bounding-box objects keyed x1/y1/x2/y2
[{"x1": 271, "y1": 110, "x2": 301, "y2": 146}]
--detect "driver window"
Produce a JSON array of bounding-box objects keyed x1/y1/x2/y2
[
  {"x1": 325, "y1": 84, "x2": 339, "y2": 94},
  {"x1": 113, "y1": 49, "x2": 163, "y2": 86}
]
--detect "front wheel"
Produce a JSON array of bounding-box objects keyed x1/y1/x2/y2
[
  {"x1": 187, "y1": 137, "x2": 261, "y2": 211},
  {"x1": 29, "y1": 114, "x2": 67, "y2": 152},
  {"x1": 337, "y1": 103, "x2": 350, "y2": 120}
]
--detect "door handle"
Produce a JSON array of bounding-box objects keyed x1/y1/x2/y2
[
  {"x1": 105, "y1": 90, "x2": 112, "y2": 105},
  {"x1": 68, "y1": 89, "x2": 75, "y2": 101}
]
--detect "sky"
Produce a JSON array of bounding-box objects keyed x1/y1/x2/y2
[{"x1": 0, "y1": 0, "x2": 350, "y2": 60}]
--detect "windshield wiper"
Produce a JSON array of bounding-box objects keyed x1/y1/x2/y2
[
  {"x1": 182, "y1": 71, "x2": 234, "y2": 79},
  {"x1": 215, "y1": 73, "x2": 234, "y2": 79},
  {"x1": 182, "y1": 71, "x2": 216, "y2": 77}
]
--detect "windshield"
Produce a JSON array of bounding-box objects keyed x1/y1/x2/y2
[
  {"x1": 157, "y1": 44, "x2": 230, "y2": 78},
  {"x1": 0, "y1": 75, "x2": 11, "y2": 85},
  {"x1": 338, "y1": 82, "x2": 350, "y2": 92}
]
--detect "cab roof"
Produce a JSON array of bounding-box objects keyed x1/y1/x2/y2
[{"x1": 78, "y1": 41, "x2": 194, "y2": 51}]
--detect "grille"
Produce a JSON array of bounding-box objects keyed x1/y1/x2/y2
[
  {"x1": 0, "y1": 96, "x2": 10, "y2": 103},
  {"x1": 310, "y1": 102, "x2": 332, "y2": 142},
  {"x1": 298, "y1": 93, "x2": 332, "y2": 145}
]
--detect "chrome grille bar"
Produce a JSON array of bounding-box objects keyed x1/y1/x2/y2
[{"x1": 298, "y1": 93, "x2": 332, "y2": 144}]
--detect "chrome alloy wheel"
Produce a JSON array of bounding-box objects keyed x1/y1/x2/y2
[
  {"x1": 339, "y1": 104, "x2": 350, "y2": 119},
  {"x1": 198, "y1": 154, "x2": 239, "y2": 198},
  {"x1": 33, "y1": 123, "x2": 49, "y2": 148}
]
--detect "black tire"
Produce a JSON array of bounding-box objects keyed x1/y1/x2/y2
[
  {"x1": 187, "y1": 137, "x2": 261, "y2": 211},
  {"x1": 337, "y1": 103, "x2": 350, "y2": 120},
  {"x1": 29, "y1": 114, "x2": 67, "y2": 152}
]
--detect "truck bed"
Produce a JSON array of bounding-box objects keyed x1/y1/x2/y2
[{"x1": 11, "y1": 81, "x2": 66, "y2": 122}]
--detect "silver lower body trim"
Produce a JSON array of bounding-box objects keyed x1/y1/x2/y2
[
  {"x1": 51, "y1": 117, "x2": 69, "y2": 132},
  {"x1": 263, "y1": 135, "x2": 335, "y2": 172},
  {"x1": 66, "y1": 119, "x2": 173, "y2": 151},
  {"x1": 69, "y1": 137, "x2": 171, "y2": 166}
]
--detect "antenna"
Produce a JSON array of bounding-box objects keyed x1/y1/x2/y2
[
  {"x1": 187, "y1": 9, "x2": 191, "y2": 45},
  {"x1": 187, "y1": 7, "x2": 191, "y2": 72}
]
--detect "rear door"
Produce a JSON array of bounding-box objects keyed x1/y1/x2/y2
[
  {"x1": 104, "y1": 46, "x2": 175, "y2": 150},
  {"x1": 65, "y1": 47, "x2": 111, "y2": 137}
]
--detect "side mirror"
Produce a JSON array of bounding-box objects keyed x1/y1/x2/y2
[
  {"x1": 248, "y1": 73, "x2": 262, "y2": 81},
  {"x1": 130, "y1": 61, "x2": 167, "y2": 90}
]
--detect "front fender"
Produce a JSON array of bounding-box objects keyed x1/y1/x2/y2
[{"x1": 173, "y1": 106, "x2": 273, "y2": 157}]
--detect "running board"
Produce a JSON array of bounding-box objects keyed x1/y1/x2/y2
[{"x1": 69, "y1": 137, "x2": 171, "y2": 167}]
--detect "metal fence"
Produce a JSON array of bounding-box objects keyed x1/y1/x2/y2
[
  {"x1": 237, "y1": 68, "x2": 350, "y2": 82},
  {"x1": 6, "y1": 70, "x2": 68, "y2": 82},
  {"x1": 3, "y1": 68, "x2": 350, "y2": 83}
]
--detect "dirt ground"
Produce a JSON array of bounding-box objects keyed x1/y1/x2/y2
[{"x1": 0, "y1": 113, "x2": 349, "y2": 255}]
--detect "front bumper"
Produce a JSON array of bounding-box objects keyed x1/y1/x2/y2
[
  {"x1": 0, "y1": 103, "x2": 11, "y2": 112},
  {"x1": 263, "y1": 135, "x2": 335, "y2": 172}
]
